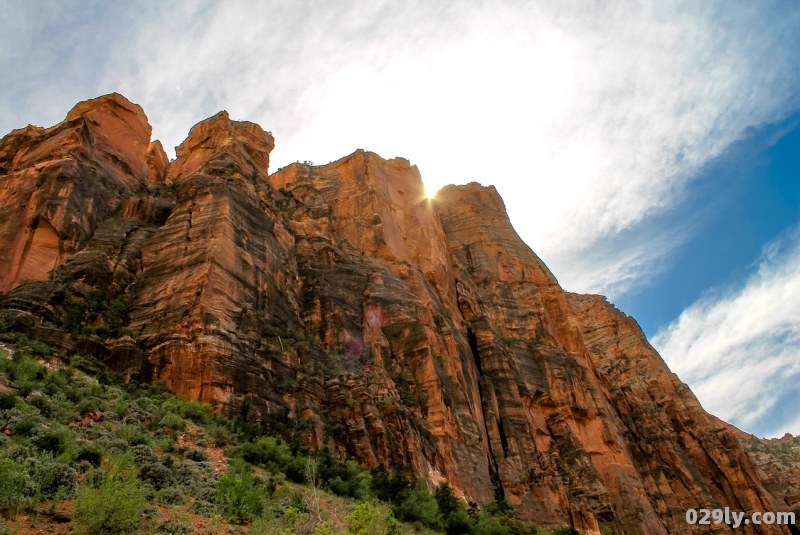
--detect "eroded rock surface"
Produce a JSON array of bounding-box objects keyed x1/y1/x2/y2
[{"x1": 0, "y1": 94, "x2": 793, "y2": 534}]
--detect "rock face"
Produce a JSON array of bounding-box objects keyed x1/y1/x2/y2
[
  {"x1": 0, "y1": 93, "x2": 159, "y2": 293},
  {"x1": 0, "y1": 94, "x2": 794, "y2": 534},
  {"x1": 726, "y1": 427, "x2": 800, "y2": 530}
]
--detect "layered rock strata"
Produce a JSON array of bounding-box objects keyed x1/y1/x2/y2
[{"x1": 0, "y1": 94, "x2": 794, "y2": 534}]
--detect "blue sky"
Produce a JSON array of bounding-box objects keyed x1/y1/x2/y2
[
  {"x1": 1, "y1": 0, "x2": 799, "y2": 437},
  {"x1": 619, "y1": 114, "x2": 800, "y2": 336}
]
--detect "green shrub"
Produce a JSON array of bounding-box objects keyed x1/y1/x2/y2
[
  {"x1": 484, "y1": 498, "x2": 515, "y2": 517},
  {"x1": 0, "y1": 457, "x2": 27, "y2": 511},
  {"x1": 285, "y1": 452, "x2": 310, "y2": 483},
  {"x1": 74, "y1": 455, "x2": 146, "y2": 535},
  {"x1": 33, "y1": 426, "x2": 71, "y2": 455},
  {"x1": 28, "y1": 394, "x2": 54, "y2": 417},
  {"x1": 0, "y1": 393, "x2": 16, "y2": 410},
  {"x1": 70, "y1": 354, "x2": 104, "y2": 375},
  {"x1": 33, "y1": 456, "x2": 77, "y2": 499},
  {"x1": 10, "y1": 413, "x2": 40, "y2": 436},
  {"x1": 77, "y1": 445, "x2": 103, "y2": 466},
  {"x1": 345, "y1": 502, "x2": 400, "y2": 535},
  {"x1": 445, "y1": 508, "x2": 475, "y2": 535},
  {"x1": 130, "y1": 444, "x2": 158, "y2": 465},
  {"x1": 326, "y1": 461, "x2": 372, "y2": 500},
  {"x1": 158, "y1": 520, "x2": 193, "y2": 535},
  {"x1": 157, "y1": 412, "x2": 185, "y2": 432},
  {"x1": 472, "y1": 516, "x2": 512, "y2": 535},
  {"x1": 155, "y1": 487, "x2": 185, "y2": 505},
  {"x1": 237, "y1": 435, "x2": 292, "y2": 470},
  {"x1": 393, "y1": 479, "x2": 443, "y2": 530},
  {"x1": 191, "y1": 489, "x2": 218, "y2": 517},
  {"x1": 435, "y1": 482, "x2": 460, "y2": 516},
  {"x1": 164, "y1": 398, "x2": 212, "y2": 424},
  {"x1": 215, "y1": 463, "x2": 267, "y2": 522},
  {"x1": 370, "y1": 465, "x2": 411, "y2": 503},
  {"x1": 139, "y1": 461, "x2": 176, "y2": 490}
]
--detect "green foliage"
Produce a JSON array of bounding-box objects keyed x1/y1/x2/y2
[
  {"x1": 370, "y1": 465, "x2": 412, "y2": 503},
  {"x1": 31, "y1": 455, "x2": 77, "y2": 499},
  {"x1": 215, "y1": 461, "x2": 267, "y2": 522},
  {"x1": 484, "y1": 498, "x2": 515, "y2": 517},
  {"x1": 139, "y1": 461, "x2": 176, "y2": 490},
  {"x1": 157, "y1": 412, "x2": 186, "y2": 432},
  {"x1": 237, "y1": 435, "x2": 293, "y2": 471},
  {"x1": 0, "y1": 392, "x2": 16, "y2": 410},
  {"x1": 0, "y1": 327, "x2": 557, "y2": 535},
  {"x1": 164, "y1": 397, "x2": 213, "y2": 424},
  {"x1": 393, "y1": 479, "x2": 443, "y2": 530},
  {"x1": 435, "y1": 483, "x2": 460, "y2": 516},
  {"x1": 316, "y1": 450, "x2": 372, "y2": 500},
  {"x1": 345, "y1": 502, "x2": 400, "y2": 535},
  {"x1": 285, "y1": 452, "x2": 310, "y2": 483},
  {"x1": 74, "y1": 455, "x2": 147, "y2": 535},
  {"x1": 0, "y1": 457, "x2": 27, "y2": 511}
]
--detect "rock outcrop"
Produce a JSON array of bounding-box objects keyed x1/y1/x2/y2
[
  {"x1": 0, "y1": 94, "x2": 794, "y2": 534},
  {"x1": 0, "y1": 93, "x2": 157, "y2": 293}
]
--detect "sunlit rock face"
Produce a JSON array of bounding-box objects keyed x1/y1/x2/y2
[
  {"x1": 0, "y1": 94, "x2": 794, "y2": 535},
  {"x1": 0, "y1": 93, "x2": 160, "y2": 293}
]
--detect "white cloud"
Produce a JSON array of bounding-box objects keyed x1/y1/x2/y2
[
  {"x1": 652, "y1": 226, "x2": 800, "y2": 437},
  {"x1": 2, "y1": 1, "x2": 800, "y2": 298}
]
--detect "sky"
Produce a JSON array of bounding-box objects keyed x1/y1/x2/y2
[{"x1": 1, "y1": 0, "x2": 799, "y2": 438}]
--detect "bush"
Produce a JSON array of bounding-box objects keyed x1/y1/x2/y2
[
  {"x1": 34, "y1": 456, "x2": 77, "y2": 499},
  {"x1": 74, "y1": 456, "x2": 146, "y2": 535},
  {"x1": 472, "y1": 517, "x2": 512, "y2": 535},
  {"x1": 484, "y1": 498, "x2": 515, "y2": 517},
  {"x1": 285, "y1": 453, "x2": 309, "y2": 483},
  {"x1": 371, "y1": 465, "x2": 412, "y2": 503},
  {"x1": 130, "y1": 444, "x2": 158, "y2": 465},
  {"x1": 215, "y1": 463, "x2": 267, "y2": 522},
  {"x1": 139, "y1": 461, "x2": 176, "y2": 490},
  {"x1": 164, "y1": 398, "x2": 212, "y2": 424},
  {"x1": 446, "y1": 508, "x2": 476, "y2": 535},
  {"x1": 237, "y1": 436, "x2": 292, "y2": 470},
  {"x1": 0, "y1": 457, "x2": 27, "y2": 511},
  {"x1": 436, "y1": 482, "x2": 460, "y2": 516},
  {"x1": 345, "y1": 502, "x2": 400, "y2": 535},
  {"x1": 326, "y1": 463, "x2": 372, "y2": 500},
  {"x1": 77, "y1": 446, "x2": 104, "y2": 466},
  {"x1": 0, "y1": 393, "x2": 16, "y2": 410},
  {"x1": 155, "y1": 487, "x2": 185, "y2": 505},
  {"x1": 393, "y1": 479, "x2": 443, "y2": 530},
  {"x1": 33, "y1": 426, "x2": 71, "y2": 455},
  {"x1": 158, "y1": 520, "x2": 193, "y2": 535},
  {"x1": 157, "y1": 412, "x2": 185, "y2": 432}
]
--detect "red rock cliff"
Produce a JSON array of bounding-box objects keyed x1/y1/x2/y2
[{"x1": 0, "y1": 94, "x2": 794, "y2": 534}]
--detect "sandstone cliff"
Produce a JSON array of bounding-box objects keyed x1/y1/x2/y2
[{"x1": 0, "y1": 94, "x2": 794, "y2": 534}]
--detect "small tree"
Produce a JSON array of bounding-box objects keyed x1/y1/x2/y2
[
  {"x1": 74, "y1": 455, "x2": 146, "y2": 535},
  {"x1": 0, "y1": 458, "x2": 27, "y2": 513},
  {"x1": 435, "y1": 482, "x2": 460, "y2": 516},
  {"x1": 307, "y1": 457, "x2": 322, "y2": 522},
  {"x1": 215, "y1": 462, "x2": 267, "y2": 522},
  {"x1": 345, "y1": 502, "x2": 399, "y2": 535}
]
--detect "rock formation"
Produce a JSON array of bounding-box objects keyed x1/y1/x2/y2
[{"x1": 0, "y1": 93, "x2": 795, "y2": 534}]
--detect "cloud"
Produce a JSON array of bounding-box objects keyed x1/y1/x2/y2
[
  {"x1": 3, "y1": 1, "x2": 800, "y2": 298},
  {"x1": 652, "y1": 225, "x2": 800, "y2": 437}
]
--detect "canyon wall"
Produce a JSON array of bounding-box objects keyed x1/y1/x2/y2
[{"x1": 0, "y1": 94, "x2": 795, "y2": 534}]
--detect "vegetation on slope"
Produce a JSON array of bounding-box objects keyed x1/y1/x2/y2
[{"x1": 0, "y1": 338, "x2": 582, "y2": 535}]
